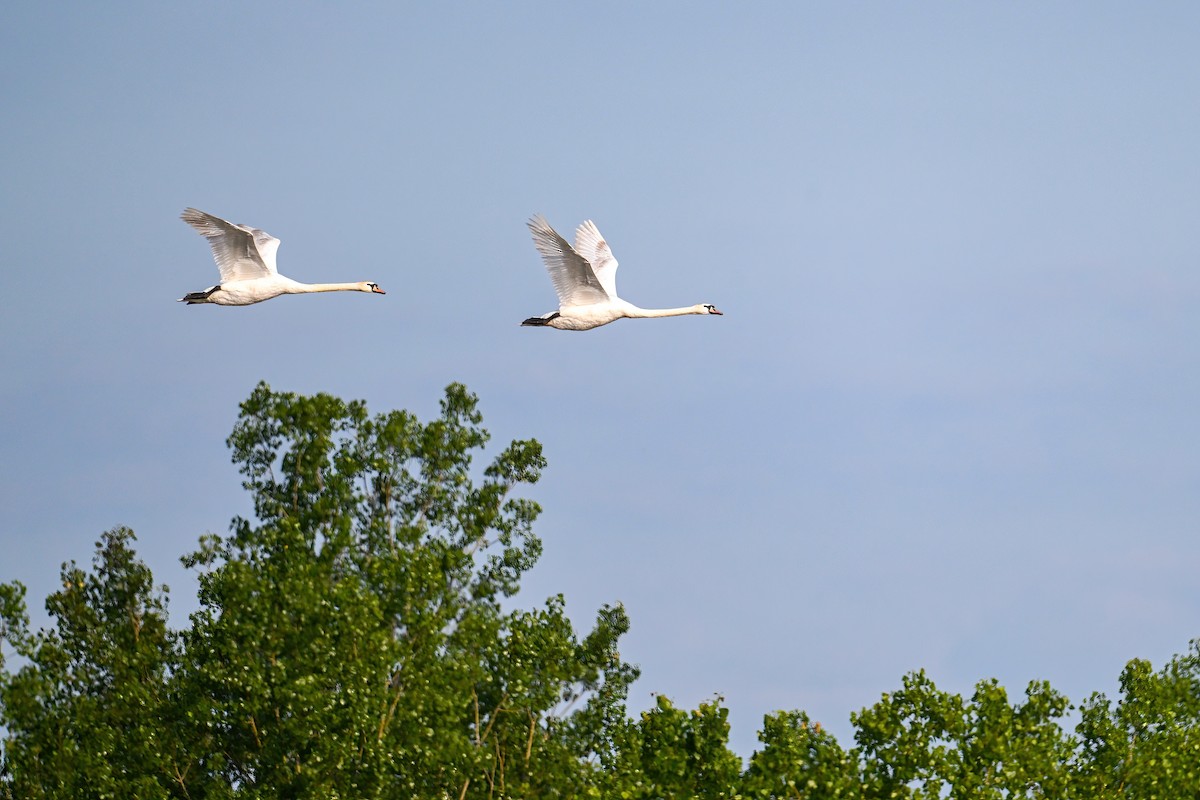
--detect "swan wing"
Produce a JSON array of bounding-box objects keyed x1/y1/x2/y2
[
  {"x1": 573, "y1": 220, "x2": 619, "y2": 300},
  {"x1": 181, "y1": 208, "x2": 280, "y2": 282},
  {"x1": 527, "y1": 215, "x2": 609, "y2": 307}
]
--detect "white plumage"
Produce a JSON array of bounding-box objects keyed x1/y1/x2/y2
[
  {"x1": 178, "y1": 208, "x2": 386, "y2": 306},
  {"x1": 522, "y1": 215, "x2": 722, "y2": 331}
]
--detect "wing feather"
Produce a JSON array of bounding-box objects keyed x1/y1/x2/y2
[
  {"x1": 527, "y1": 215, "x2": 609, "y2": 307},
  {"x1": 573, "y1": 220, "x2": 619, "y2": 300},
  {"x1": 181, "y1": 208, "x2": 279, "y2": 282}
]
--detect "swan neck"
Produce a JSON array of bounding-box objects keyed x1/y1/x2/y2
[
  {"x1": 625, "y1": 304, "x2": 706, "y2": 319},
  {"x1": 292, "y1": 282, "x2": 362, "y2": 294}
]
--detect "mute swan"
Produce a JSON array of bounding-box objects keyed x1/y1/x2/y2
[
  {"x1": 522, "y1": 215, "x2": 722, "y2": 331},
  {"x1": 178, "y1": 208, "x2": 386, "y2": 306}
]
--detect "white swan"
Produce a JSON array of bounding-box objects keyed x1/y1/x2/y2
[
  {"x1": 522, "y1": 215, "x2": 721, "y2": 331},
  {"x1": 178, "y1": 208, "x2": 386, "y2": 306}
]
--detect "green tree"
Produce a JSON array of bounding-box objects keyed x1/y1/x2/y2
[
  {"x1": 741, "y1": 711, "x2": 858, "y2": 799},
  {"x1": 600, "y1": 694, "x2": 743, "y2": 799},
  {"x1": 3, "y1": 380, "x2": 1199, "y2": 799},
  {"x1": 169, "y1": 381, "x2": 638, "y2": 798},
  {"x1": 0, "y1": 528, "x2": 178, "y2": 799},
  {"x1": 1073, "y1": 640, "x2": 1200, "y2": 798},
  {"x1": 852, "y1": 671, "x2": 1074, "y2": 799},
  {"x1": 0, "y1": 382, "x2": 639, "y2": 799}
]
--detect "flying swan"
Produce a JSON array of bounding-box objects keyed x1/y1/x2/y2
[
  {"x1": 522, "y1": 215, "x2": 722, "y2": 331},
  {"x1": 178, "y1": 208, "x2": 386, "y2": 305}
]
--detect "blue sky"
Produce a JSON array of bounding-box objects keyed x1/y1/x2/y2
[{"x1": 2, "y1": 2, "x2": 1198, "y2": 755}]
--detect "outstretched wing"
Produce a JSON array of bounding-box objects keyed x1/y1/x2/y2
[
  {"x1": 526, "y1": 215, "x2": 610, "y2": 308},
  {"x1": 573, "y1": 219, "x2": 619, "y2": 300},
  {"x1": 181, "y1": 208, "x2": 280, "y2": 282}
]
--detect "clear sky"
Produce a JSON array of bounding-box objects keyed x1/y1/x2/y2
[{"x1": 3, "y1": 1, "x2": 1198, "y2": 756}]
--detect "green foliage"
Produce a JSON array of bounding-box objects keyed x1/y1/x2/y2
[
  {"x1": 853, "y1": 672, "x2": 1075, "y2": 799},
  {"x1": 600, "y1": 694, "x2": 743, "y2": 799},
  {"x1": 0, "y1": 528, "x2": 177, "y2": 799},
  {"x1": 1074, "y1": 642, "x2": 1200, "y2": 798},
  {"x1": 1, "y1": 381, "x2": 1198, "y2": 798},
  {"x1": 169, "y1": 381, "x2": 636, "y2": 798},
  {"x1": 742, "y1": 711, "x2": 858, "y2": 799}
]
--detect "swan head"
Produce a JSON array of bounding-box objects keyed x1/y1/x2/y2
[
  {"x1": 701, "y1": 304, "x2": 722, "y2": 315},
  {"x1": 362, "y1": 282, "x2": 386, "y2": 295}
]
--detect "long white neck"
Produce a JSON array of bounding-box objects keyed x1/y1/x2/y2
[
  {"x1": 287, "y1": 282, "x2": 365, "y2": 294},
  {"x1": 624, "y1": 303, "x2": 710, "y2": 319}
]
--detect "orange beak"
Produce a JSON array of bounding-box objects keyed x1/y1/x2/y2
[{"x1": 372, "y1": 285, "x2": 386, "y2": 295}]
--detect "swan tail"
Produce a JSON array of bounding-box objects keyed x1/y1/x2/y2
[
  {"x1": 521, "y1": 312, "x2": 560, "y2": 327},
  {"x1": 179, "y1": 285, "x2": 220, "y2": 304}
]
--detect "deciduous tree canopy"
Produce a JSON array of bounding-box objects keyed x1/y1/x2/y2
[{"x1": 1, "y1": 382, "x2": 1197, "y2": 798}]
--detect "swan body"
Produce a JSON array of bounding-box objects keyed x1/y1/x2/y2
[
  {"x1": 522, "y1": 215, "x2": 721, "y2": 331},
  {"x1": 179, "y1": 208, "x2": 386, "y2": 306}
]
